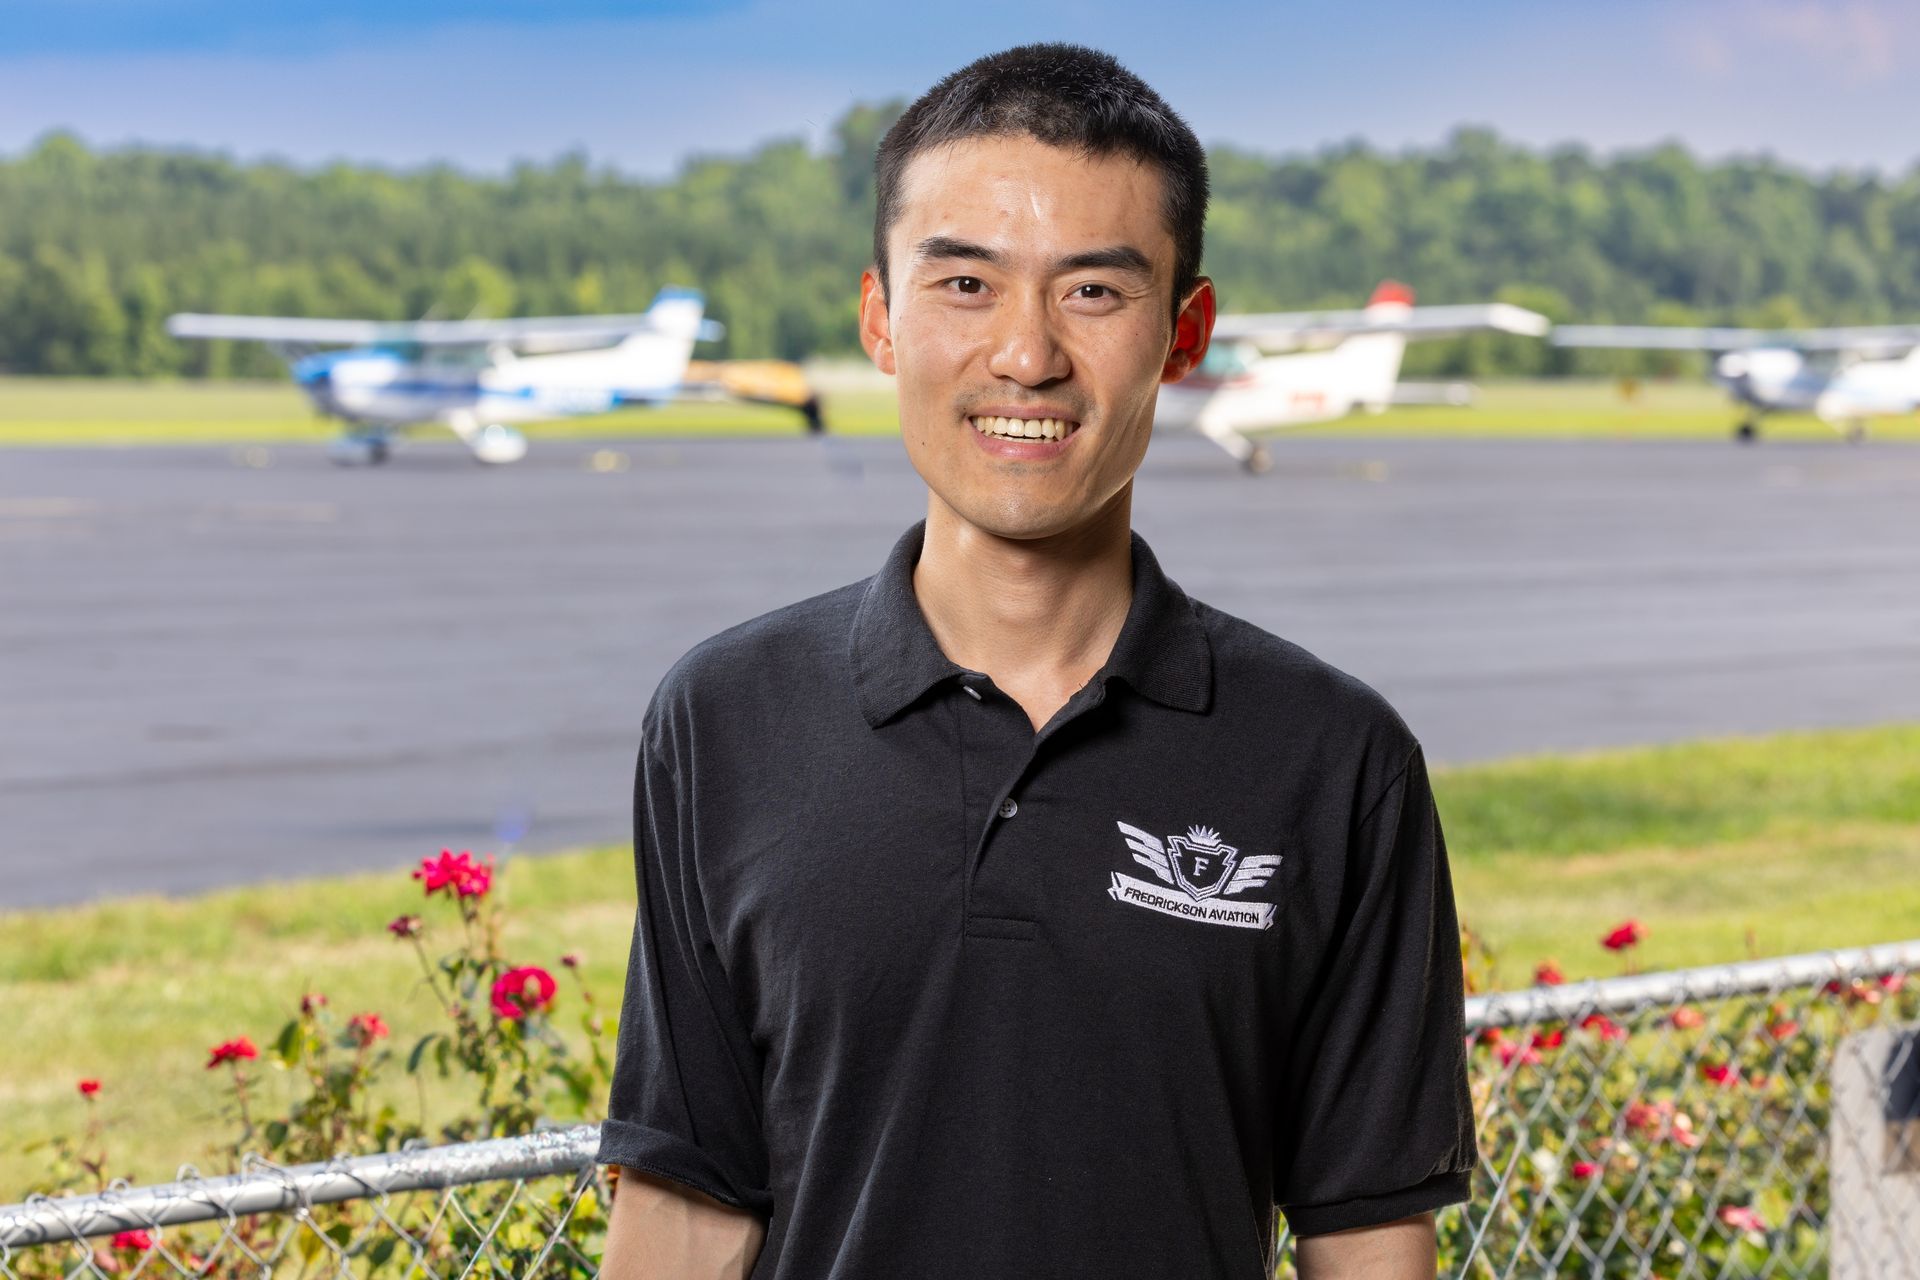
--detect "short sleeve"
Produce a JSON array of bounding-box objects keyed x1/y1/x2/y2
[
  {"x1": 1274, "y1": 745, "x2": 1476, "y2": 1237},
  {"x1": 596, "y1": 740, "x2": 773, "y2": 1216}
]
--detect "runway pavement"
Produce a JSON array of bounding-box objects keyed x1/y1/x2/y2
[{"x1": 4, "y1": 433, "x2": 1918, "y2": 908}]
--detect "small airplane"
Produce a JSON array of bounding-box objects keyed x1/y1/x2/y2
[
  {"x1": 1550, "y1": 322, "x2": 1920, "y2": 443},
  {"x1": 167, "y1": 287, "x2": 823, "y2": 465},
  {"x1": 1157, "y1": 283, "x2": 1551, "y2": 470}
]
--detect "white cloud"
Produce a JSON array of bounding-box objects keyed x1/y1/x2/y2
[{"x1": 1671, "y1": 0, "x2": 1916, "y2": 81}]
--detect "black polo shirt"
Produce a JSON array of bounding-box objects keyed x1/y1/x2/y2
[{"x1": 598, "y1": 520, "x2": 1475, "y2": 1278}]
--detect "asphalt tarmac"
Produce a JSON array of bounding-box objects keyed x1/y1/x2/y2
[{"x1": 4, "y1": 434, "x2": 1917, "y2": 908}]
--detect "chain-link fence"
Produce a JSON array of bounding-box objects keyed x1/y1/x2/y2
[{"x1": 5, "y1": 940, "x2": 1917, "y2": 1279}]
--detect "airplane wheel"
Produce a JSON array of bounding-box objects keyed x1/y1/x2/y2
[
  {"x1": 327, "y1": 435, "x2": 388, "y2": 467},
  {"x1": 471, "y1": 424, "x2": 528, "y2": 465},
  {"x1": 1845, "y1": 421, "x2": 1868, "y2": 445},
  {"x1": 1734, "y1": 421, "x2": 1759, "y2": 444},
  {"x1": 1242, "y1": 446, "x2": 1274, "y2": 475}
]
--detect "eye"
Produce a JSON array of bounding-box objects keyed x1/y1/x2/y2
[
  {"x1": 946, "y1": 276, "x2": 985, "y2": 295},
  {"x1": 1074, "y1": 284, "x2": 1112, "y2": 300}
]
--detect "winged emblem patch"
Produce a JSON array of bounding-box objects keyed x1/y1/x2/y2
[{"x1": 1112, "y1": 821, "x2": 1281, "y2": 930}]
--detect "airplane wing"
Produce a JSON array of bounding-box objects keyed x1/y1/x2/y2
[
  {"x1": 166, "y1": 312, "x2": 727, "y2": 349},
  {"x1": 1213, "y1": 303, "x2": 1549, "y2": 351},
  {"x1": 1553, "y1": 324, "x2": 1920, "y2": 355}
]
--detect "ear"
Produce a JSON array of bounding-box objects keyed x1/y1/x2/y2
[
  {"x1": 1161, "y1": 277, "x2": 1216, "y2": 384},
  {"x1": 859, "y1": 268, "x2": 895, "y2": 376}
]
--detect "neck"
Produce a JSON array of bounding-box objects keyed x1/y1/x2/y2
[{"x1": 912, "y1": 489, "x2": 1135, "y2": 726}]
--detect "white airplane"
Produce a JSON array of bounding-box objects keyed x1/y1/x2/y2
[
  {"x1": 1158, "y1": 283, "x2": 1551, "y2": 471},
  {"x1": 1551, "y1": 322, "x2": 1920, "y2": 443},
  {"x1": 167, "y1": 287, "x2": 823, "y2": 465}
]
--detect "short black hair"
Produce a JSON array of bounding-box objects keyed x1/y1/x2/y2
[{"x1": 873, "y1": 43, "x2": 1209, "y2": 321}]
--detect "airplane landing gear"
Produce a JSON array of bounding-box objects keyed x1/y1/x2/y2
[
  {"x1": 1734, "y1": 419, "x2": 1760, "y2": 444},
  {"x1": 1243, "y1": 445, "x2": 1275, "y2": 475},
  {"x1": 469, "y1": 424, "x2": 529, "y2": 465},
  {"x1": 1845, "y1": 420, "x2": 1868, "y2": 444},
  {"x1": 328, "y1": 434, "x2": 391, "y2": 466}
]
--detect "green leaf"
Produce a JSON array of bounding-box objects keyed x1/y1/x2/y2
[
  {"x1": 407, "y1": 1033, "x2": 440, "y2": 1074},
  {"x1": 1756, "y1": 1184, "x2": 1793, "y2": 1230},
  {"x1": 368, "y1": 1237, "x2": 398, "y2": 1270},
  {"x1": 274, "y1": 1019, "x2": 302, "y2": 1067}
]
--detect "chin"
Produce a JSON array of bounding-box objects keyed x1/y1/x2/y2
[{"x1": 950, "y1": 485, "x2": 1104, "y2": 542}]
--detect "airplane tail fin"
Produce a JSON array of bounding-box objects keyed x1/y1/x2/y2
[
  {"x1": 639, "y1": 286, "x2": 710, "y2": 343},
  {"x1": 1339, "y1": 281, "x2": 1412, "y2": 410}
]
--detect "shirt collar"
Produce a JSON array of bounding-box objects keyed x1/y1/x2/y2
[{"x1": 848, "y1": 520, "x2": 1214, "y2": 728}]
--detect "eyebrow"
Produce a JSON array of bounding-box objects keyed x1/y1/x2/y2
[
  {"x1": 912, "y1": 236, "x2": 1154, "y2": 279},
  {"x1": 913, "y1": 236, "x2": 1006, "y2": 268}
]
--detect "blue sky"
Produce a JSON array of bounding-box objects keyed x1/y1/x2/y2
[{"x1": 0, "y1": 0, "x2": 1914, "y2": 175}]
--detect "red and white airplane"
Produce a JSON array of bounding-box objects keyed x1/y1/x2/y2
[{"x1": 1158, "y1": 283, "x2": 1550, "y2": 470}]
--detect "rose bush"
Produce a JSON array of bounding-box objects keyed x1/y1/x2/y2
[
  {"x1": 20, "y1": 871, "x2": 1917, "y2": 1279},
  {"x1": 18, "y1": 848, "x2": 613, "y2": 1278}
]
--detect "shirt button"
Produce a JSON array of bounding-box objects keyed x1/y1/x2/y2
[{"x1": 998, "y1": 798, "x2": 1019, "y2": 819}]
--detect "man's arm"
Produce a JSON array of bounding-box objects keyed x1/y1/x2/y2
[
  {"x1": 1295, "y1": 1211, "x2": 1436, "y2": 1280},
  {"x1": 600, "y1": 1168, "x2": 766, "y2": 1280}
]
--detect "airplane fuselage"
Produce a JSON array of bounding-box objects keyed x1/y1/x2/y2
[
  {"x1": 1157, "y1": 348, "x2": 1370, "y2": 433},
  {"x1": 291, "y1": 344, "x2": 678, "y2": 428},
  {"x1": 1713, "y1": 347, "x2": 1920, "y2": 422}
]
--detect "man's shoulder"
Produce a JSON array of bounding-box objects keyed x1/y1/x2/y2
[
  {"x1": 643, "y1": 577, "x2": 869, "y2": 741},
  {"x1": 1189, "y1": 594, "x2": 1418, "y2": 760}
]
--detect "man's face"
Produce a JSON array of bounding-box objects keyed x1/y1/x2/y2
[{"x1": 860, "y1": 135, "x2": 1212, "y2": 540}]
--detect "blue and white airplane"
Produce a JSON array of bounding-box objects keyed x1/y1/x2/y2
[
  {"x1": 168, "y1": 287, "x2": 823, "y2": 465},
  {"x1": 1552, "y1": 321, "x2": 1920, "y2": 443}
]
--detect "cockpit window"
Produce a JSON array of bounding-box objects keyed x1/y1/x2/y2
[{"x1": 1198, "y1": 342, "x2": 1252, "y2": 378}]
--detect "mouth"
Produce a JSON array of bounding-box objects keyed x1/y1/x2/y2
[{"x1": 968, "y1": 414, "x2": 1081, "y2": 443}]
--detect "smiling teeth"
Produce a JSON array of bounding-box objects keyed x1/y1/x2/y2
[{"x1": 971, "y1": 416, "x2": 1076, "y2": 441}]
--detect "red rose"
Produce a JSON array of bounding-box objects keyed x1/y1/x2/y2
[
  {"x1": 387, "y1": 914, "x2": 422, "y2": 938},
  {"x1": 1601, "y1": 920, "x2": 1645, "y2": 951},
  {"x1": 206, "y1": 1036, "x2": 259, "y2": 1069},
  {"x1": 111, "y1": 1231, "x2": 153, "y2": 1251},
  {"x1": 1719, "y1": 1205, "x2": 1766, "y2": 1233},
  {"x1": 1670, "y1": 1006, "x2": 1705, "y2": 1030},
  {"x1": 1496, "y1": 1041, "x2": 1542, "y2": 1068},
  {"x1": 1571, "y1": 1160, "x2": 1601, "y2": 1179},
  {"x1": 78, "y1": 1078, "x2": 102, "y2": 1097},
  {"x1": 300, "y1": 992, "x2": 328, "y2": 1015},
  {"x1": 1700, "y1": 1062, "x2": 1740, "y2": 1087},
  {"x1": 1580, "y1": 1013, "x2": 1628, "y2": 1041},
  {"x1": 490, "y1": 966, "x2": 558, "y2": 1020},
  {"x1": 346, "y1": 1012, "x2": 390, "y2": 1046},
  {"x1": 413, "y1": 849, "x2": 493, "y2": 899},
  {"x1": 1532, "y1": 960, "x2": 1564, "y2": 987},
  {"x1": 456, "y1": 859, "x2": 494, "y2": 899}
]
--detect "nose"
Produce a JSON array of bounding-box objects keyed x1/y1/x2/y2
[{"x1": 985, "y1": 292, "x2": 1070, "y2": 387}]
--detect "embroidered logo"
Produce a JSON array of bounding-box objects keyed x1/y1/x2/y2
[{"x1": 1110, "y1": 821, "x2": 1281, "y2": 930}]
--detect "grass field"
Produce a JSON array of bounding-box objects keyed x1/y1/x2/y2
[
  {"x1": 3, "y1": 722, "x2": 1917, "y2": 1195},
  {"x1": 4, "y1": 374, "x2": 1918, "y2": 446}
]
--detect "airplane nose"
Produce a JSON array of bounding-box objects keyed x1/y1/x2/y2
[{"x1": 296, "y1": 365, "x2": 340, "y2": 412}]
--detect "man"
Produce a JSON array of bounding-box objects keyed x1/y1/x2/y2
[{"x1": 597, "y1": 43, "x2": 1475, "y2": 1280}]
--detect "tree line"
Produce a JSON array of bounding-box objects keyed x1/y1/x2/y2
[{"x1": 1, "y1": 104, "x2": 1916, "y2": 380}]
